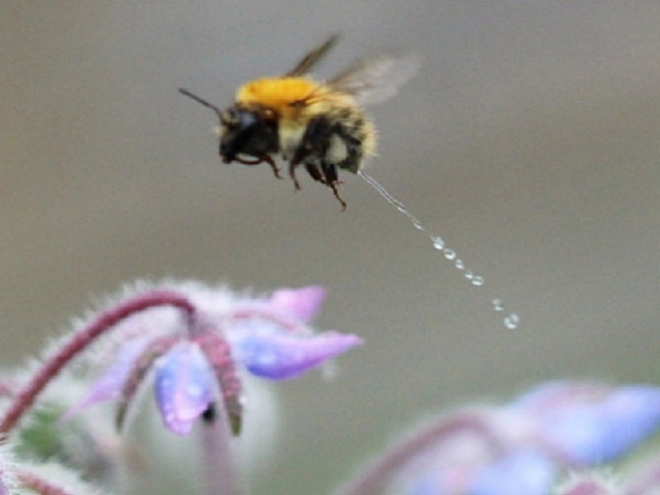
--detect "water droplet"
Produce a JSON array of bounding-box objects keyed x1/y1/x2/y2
[
  {"x1": 432, "y1": 236, "x2": 445, "y2": 250},
  {"x1": 504, "y1": 313, "x2": 520, "y2": 329},
  {"x1": 359, "y1": 171, "x2": 517, "y2": 327}
]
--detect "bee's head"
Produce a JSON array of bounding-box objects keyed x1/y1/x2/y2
[
  {"x1": 178, "y1": 88, "x2": 278, "y2": 163},
  {"x1": 219, "y1": 106, "x2": 278, "y2": 163}
]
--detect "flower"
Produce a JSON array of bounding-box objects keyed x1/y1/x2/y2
[
  {"x1": 344, "y1": 381, "x2": 660, "y2": 495},
  {"x1": 154, "y1": 341, "x2": 217, "y2": 435},
  {"x1": 508, "y1": 382, "x2": 660, "y2": 465},
  {"x1": 65, "y1": 283, "x2": 363, "y2": 436}
]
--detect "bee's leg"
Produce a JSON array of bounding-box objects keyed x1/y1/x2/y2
[
  {"x1": 234, "y1": 156, "x2": 259, "y2": 165},
  {"x1": 291, "y1": 117, "x2": 332, "y2": 189},
  {"x1": 328, "y1": 184, "x2": 347, "y2": 210},
  {"x1": 261, "y1": 155, "x2": 282, "y2": 179},
  {"x1": 288, "y1": 160, "x2": 302, "y2": 190},
  {"x1": 320, "y1": 162, "x2": 339, "y2": 184},
  {"x1": 234, "y1": 155, "x2": 281, "y2": 179},
  {"x1": 304, "y1": 163, "x2": 326, "y2": 183},
  {"x1": 320, "y1": 163, "x2": 347, "y2": 210}
]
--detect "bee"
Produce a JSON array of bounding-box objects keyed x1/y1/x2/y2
[{"x1": 179, "y1": 35, "x2": 419, "y2": 209}]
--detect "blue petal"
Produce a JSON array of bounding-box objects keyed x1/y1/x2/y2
[
  {"x1": 544, "y1": 385, "x2": 660, "y2": 464},
  {"x1": 154, "y1": 342, "x2": 216, "y2": 435},
  {"x1": 228, "y1": 324, "x2": 362, "y2": 379},
  {"x1": 470, "y1": 450, "x2": 557, "y2": 495},
  {"x1": 405, "y1": 474, "x2": 447, "y2": 495}
]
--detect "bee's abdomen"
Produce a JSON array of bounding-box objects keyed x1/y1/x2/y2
[{"x1": 293, "y1": 108, "x2": 374, "y2": 174}]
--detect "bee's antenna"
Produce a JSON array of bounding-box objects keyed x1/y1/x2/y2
[{"x1": 178, "y1": 88, "x2": 226, "y2": 124}]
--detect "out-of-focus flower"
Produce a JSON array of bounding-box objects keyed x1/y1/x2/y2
[
  {"x1": 344, "y1": 382, "x2": 660, "y2": 495},
  {"x1": 508, "y1": 382, "x2": 660, "y2": 465},
  {"x1": 65, "y1": 283, "x2": 362, "y2": 436}
]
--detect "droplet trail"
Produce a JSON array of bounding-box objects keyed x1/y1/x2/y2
[
  {"x1": 358, "y1": 171, "x2": 517, "y2": 328},
  {"x1": 504, "y1": 313, "x2": 520, "y2": 329},
  {"x1": 432, "y1": 236, "x2": 445, "y2": 250}
]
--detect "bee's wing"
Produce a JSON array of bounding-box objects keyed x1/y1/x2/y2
[
  {"x1": 286, "y1": 35, "x2": 339, "y2": 77},
  {"x1": 327, "y1": 54, "x2": 421, "y2": 106}
]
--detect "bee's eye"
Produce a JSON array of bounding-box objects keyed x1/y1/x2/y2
[
  {"x1": 223, "y1": 108, "x2": 252, "y2": 129},
  {"x1": 224, "y1": 108, "x2": 271, "y2": 130},
  {"x1": 236, "y1": 110, "x2": 258, "y2": 128},
  {"x1": 220, "y1": 108, "x2": 278, "y2": 161}
]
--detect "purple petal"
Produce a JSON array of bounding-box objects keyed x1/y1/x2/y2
[
  {"x1": 62, "y1": 338, "x2": 149, "y2": 421},
  {"x1": 267, "y1": 286, "x2": 326, "y2": 323},
  {"x1": 154, "y1": 342, "x2": 216, "y2": 435},
  {"x1": 229, "y1": 325, "x2": 363, "y2": 379}
]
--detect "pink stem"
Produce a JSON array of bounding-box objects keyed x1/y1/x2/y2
[
  {"x1": 15, "y1": 468, "x2": 78, "y2": 495},
  {"x1": 333, "y1": 409, "x2": 500, "y2": 495},
  {"x1": 0, "y1": 290, "x2": 195, "y2": 434}
]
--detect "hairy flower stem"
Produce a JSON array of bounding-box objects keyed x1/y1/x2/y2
[
  {"x1": 0, "y1": 290, "x2": 196, "y2": 434},
  {"x1": 333, "y1": 409, "x2": 500, "y2": 495},
  {"x1": 15, "y1": 468, "x2": 77, "y2": 495}
]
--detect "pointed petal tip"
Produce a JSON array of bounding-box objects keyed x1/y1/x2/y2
[
  {"x1": 238, "y1": 330, "x2": 363, "y2": 380},
  {"x1": 269, "y1": 286, "x2": 327, "y2": 323}
]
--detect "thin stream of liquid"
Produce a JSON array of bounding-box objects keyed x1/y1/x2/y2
[{"x1": 359, "y1": 170, "x2": 519, "y2": 328}]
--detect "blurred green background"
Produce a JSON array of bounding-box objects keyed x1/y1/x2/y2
[{"x1": 2, "y1": 2, "x2": 660, "y2": 494}]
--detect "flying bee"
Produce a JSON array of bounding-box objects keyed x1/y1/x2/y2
[{"x1": 179, "y1": 35, "x2": 420, "y2": 209}]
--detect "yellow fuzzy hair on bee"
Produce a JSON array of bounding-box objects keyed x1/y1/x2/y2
[{"x1": 179, "y1": 36, "x2": 419, "y2": 209}]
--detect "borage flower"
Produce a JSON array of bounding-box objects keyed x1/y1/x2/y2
[
  {"x1": 337, "y1": 381, "x2": 660, "y2": 495},
  {"x1": 65, "y1": 283, "x2": 362, "y2": 436}
]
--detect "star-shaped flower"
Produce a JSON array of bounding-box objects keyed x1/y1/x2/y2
[{"x1": 65, "y1": 284, "x2": 362, "y2": 436}]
